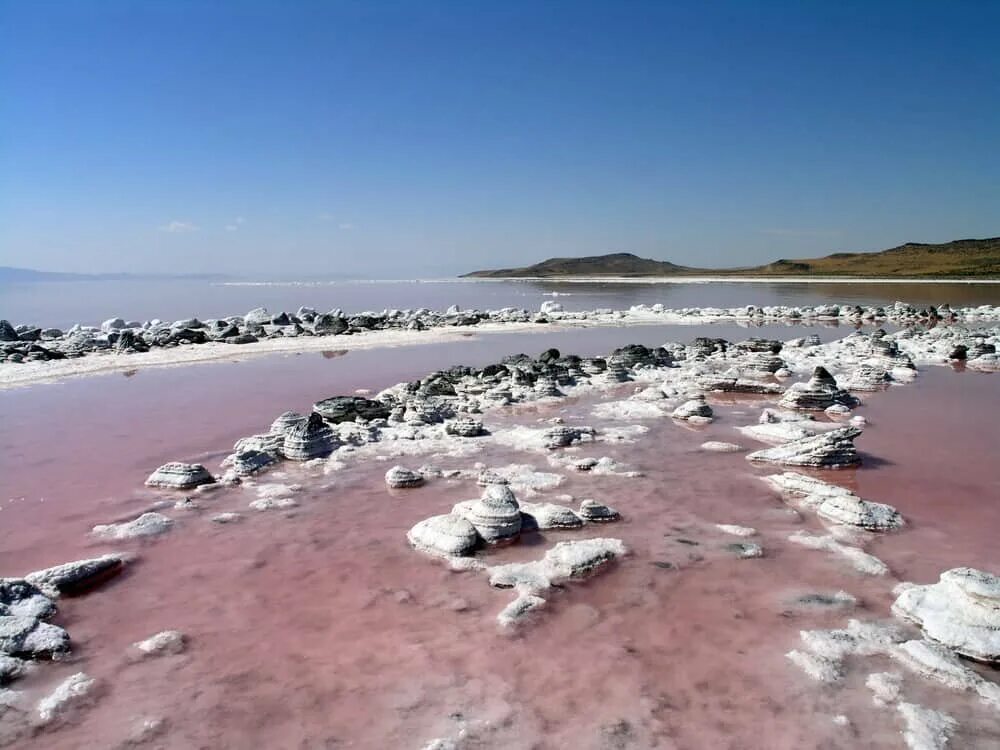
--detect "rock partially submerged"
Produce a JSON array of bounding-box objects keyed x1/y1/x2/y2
[
  {"x1": 892, "y1": 568, "x2": 1000, "y2": 664},
  {"x1": 407, "y1": 514, "x2": 480, "y2": 558},
  {"x1": 671, "y1": 395, "x2": 713, "y2": 422},
  {"x1": 488, "y1": 538, "x2": 627, "y2": 592},
  {"x1": 816, "y1": 494, "x2": 904, "y2": 531},
  {"x1": 133, "y1": 630, "x2": 186, "y2": 656},
  {"x1": 282, "y1": 412, "x2": 337, "y2": 460},
  {"x1": 313, "y1": 396, "x2": 389, "y2": 423},
  {"x1": 746, "y1": 426, "x2": 862, "y2": 468},
  {"x1": 231, "y1": 449, "x2": 277, "y2": 477},
  {"x1": 453, "y1": 485, "x2": 522, "y2": 543},
  {"x1": 384, "y1": 465, "x2": 425, "y2": 489},
  {"x1": 445, "y1": 417, "x2": 487, "y2": 437},
  {"x1": 24, "y1": 555, "x2": 125, "y2": 598},
  {"x1": 577, "y1": 499, "x2": 620, "y2": 523},
  {"x1": 36, "y1": 672, "x2": 96, "y2": 725},
  {"x1": 0, "y1": 579, "x2": 68, "y2": 659},
  {"x1": 518, "y1": 502, "x2": 583, "y2": 530},
  {"x1": 779, "y1": 367, "x2": 859, "y2": 411},
  {"x1": 737, "y1": 408, "x2": 839, "y2": 444},
  {"x1": 144, "y1": 462, "x2": 214, "y2": 490},
  {"x1": 92, "y1": 512, "x2": 174, "y2": 540}
]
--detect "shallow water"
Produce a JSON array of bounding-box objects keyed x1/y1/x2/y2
[
  {"x1": 3, "y1": 277, "x2": 1000, "y2": 328},
  {"x1": 2, "y1": 325, "x2": 999, "y2": 748}
]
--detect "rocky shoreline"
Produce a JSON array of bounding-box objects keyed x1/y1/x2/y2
[
  {"x1": 2, "y1": 307, "x2": 999, "y2": 747},
  {"x1": 3, "y1": 299, "x2": 1000, "y2": 366}
]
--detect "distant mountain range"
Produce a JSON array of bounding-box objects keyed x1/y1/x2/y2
[
  {"x1": 0, "y1": 267, "x2": 231, "y2": 282},
  {"x1": 462, "y1": 237, "x2": 1000, "y2": 279}
]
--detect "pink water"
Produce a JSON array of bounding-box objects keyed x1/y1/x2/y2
[{"x1": 2, "y1": 329, "x2": 999, "y2": 748}]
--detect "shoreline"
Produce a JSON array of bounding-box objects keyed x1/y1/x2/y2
[{"x1": 459, "y1": 275, "x2": 1000, "y2": 284}]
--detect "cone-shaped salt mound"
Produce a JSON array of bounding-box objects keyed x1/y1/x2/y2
[
  {"x1": 269, "y1": 411, "x2": 307, "y2": 435},
  {"x1": 407, "y1": 513, "x2": 479, "y2": 558},
  {"x1": 145, "y1": 462, "x2": 215, "y2": 489},
  {"x1": 445, "y1": 416, "x2": 486, "y2": 437},
  {"x1": 282, "y1": 412, "x2": 337, "y2": 460},
  {"x1": 453, "y1": 484, "x2": 522, "y2": 543},
  {"x1": 577, "y1": 499, "x2": 620, "y2": 522},
  {"x1": 385, "y1": 466, "x2": 425, "y2": 489},
  {"x1": 232, "y1": 449, "x2": 277, "y2": 477},
  {"x1": 892, "y1": 568, "x2": 1000, "y2": 664},
  {"x1": 746, "y1": 426, "x2": 862, "y2": 468},
  {"x1": 779, "y1": 366, "x2": 859, "y2": 411},
  {"x1": 671, "y1": 395, "x2": 713, "y2": 421}
]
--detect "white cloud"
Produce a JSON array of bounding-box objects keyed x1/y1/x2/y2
[
  {"x1": 338, "y1": 222, "x2": 354, "y2": 230},
  {"x1": 317, "y1": 212, "x2": 334, "y2": 222},
  {"x1": 225, "y1": 225, "x2": 238, "y2": 232},
  {"x1": 225, "y1": 216, "x2": 246, "y2": 231},
  {"x1": 158, "y1": 220, "x2": 198, "y2": 233}
]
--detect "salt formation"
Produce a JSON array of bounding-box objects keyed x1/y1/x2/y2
[
  {"x1": 841, "y1": 363, "x2": 893, "y2": 391},
  {"x1": 36, "y1": 672, "x2": 96, "y2": 725},
  {"x1": 269, "y1": 411, "x2": 306, "y2": 435},
  {"x1": 779, "y1": 367, "x2": 859, "y2": 411},
  {"x1": 892, "y1": 568, "x2": 1000, "y2": 663},
  {"x1": 518, "y1": 502, "x2": 584, "y2": 530},
  {"x1": 816, "y1": 494, "x2": 904, "y2": 531},
  {"x1": 92, "y1": 512, "x2": 174, "y2": 540},
  {"x1": 282, "y1": 412, "x2": 337, "y2": 460},
  {"x1": 231, "y1": 449, "x2": 277, "y2": 476},
  {"x1": 384, "y1": 465, "x2": 425, "y2": 489},
  {"x1": 737, "y1": 408, "x2": 839, "y2": 444},
  {"x1": 452, "y1": 485, "x2": 522, "y2": 543},
  {"x1": 488, "y1": 538, "x2": 626, "y2": 593},
  {"x1": 144, "y1": 462, "x2": 215, "y2": 489},
  {"x1": 406, "y1": 514, "x2": 480, "y2": 558},
  {"x1": 0, "y1": 579, "x2": 68, "y2": 658},
  {"x1": 671, "y1": 394, "x2": 713, "y2": 422},
  {"x1": 698, "y1": 376, "x2": 783, "y2": 394},
  {"x1": 444, "y1": 417, "x2": 486, "y2": 437},
  {"x1": 543, "y1": 425, "x2": 595, "y2": 449},
  {"x1": 576, "y1": 499, "x2": 620, "y2": 522},
  {"x1": 313, "y1": 396, "x2": 389, "y2": 423},
  {"x1": 24, "y1": 555, "x2": 125, "y2": 598},
  {"x1": 746, "y1": 426, "x2": 862, "y2": 468},
  {"x1": 700, "y1": 441, "x2": 744, "y2": 452},
  {"x1": 133, "y1": 630, "x2": 186, "y2": 656}
]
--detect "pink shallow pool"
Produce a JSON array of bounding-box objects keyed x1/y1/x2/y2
[{"x1": 1, "y1": 333, "x2": 998, "y2": 748}]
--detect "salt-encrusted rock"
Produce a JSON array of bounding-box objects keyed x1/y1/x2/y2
[
  {"x1": 727, "y1": 542, "x2": 764, "y2": 558},
  {"x1": 476, "y1": 470, "x2": 509, "y2": 486},
  {"x1": 313, "y1": 396, "x2": 389, "y2": 423},
  {"x1": 488, "y1": 538, "x2": 626, "y2": 592},
  {"x1": 231, "y1": 449, "x2": 277, "y2": 476},
  {"x1": 36, "y1": 672, "x2": 96, "y2": 725},
  {"x1": 445, "y1": 417, "x2": 486, "y2": 437},
  {"x1": 700, "y1": 441, "x2": 744, "y2": 452},
  {"x1": 133, "y1": 630, "x2": 186, "y2": 656},
  {"x1": 543, "y1": 425, "x2": 594, "y2": 449},
  {"x1": 715, "y1": 524, "x2": 757, "y2": 537},
  {"x1": 786, "y1": 649, "x2": 844, "y2": 682},
  {"x1": 282, "y1": 412, "x2": 337, "y2": 460},
  {"x1": 842, "y1": 363, "x2": 892, "y2": 391},
  {"x1": 737, "y1": 407, "x2": 840, "y2": 445},
  {"x1": 407, "y1": 514, "x2": 480, "y2": 558},
  {"x1": 577, "y1": 499, "x2": 620, "y2": 523},
  {"x1": 746, "y1": 426, "x2": 862, "y2": 468},
  {"x1": 698, "y1": 376, "x2": 782, "y2": 395},
  {"x1": 897, "y1": 702, "x2": 956, "y2": 750},
  {"x1": 816, "y1": 494, "x2": 904, "y2": 531},
  {"x1": 866, "y1": 671, "x2": 902, "y2": 706},
  {"x1": 24, "y1": 555, "x2": 124, "y2": 598},
  {"x1": 761, "y1": 471, "x2": 854, "y2": 502},
  {"x1": 269, "y1": 411, "x2": 307, "y2": 435},
  {"x1": 385, "y1": 465, "x2": 424, "y2": 489},
  {"x1": 892, "y1": 568, "x2": 1000, "y2": 663},
  {"x1": 671, "y1": 395, "x2": 713, "y2": 421},
  {"x1": 0, "y1": 654, "x2": 27, "y2": 683},
  {"x1": 453, "y1": 485, "x2": 522, "y2": 543},
  {"x1": 518, "y1": 502, "x2": 584, "y2": 530},
  {"x1": 779, "y1": 367, "x2": 859, "y2": 411},
  {"x1": 789, "y1": 531, "x2": 889, "y2": 576},
  {"x1": 248, "y1": 496, "x2": 298, "y2": 511},
  {"x1": 891, "y1": 639, "x2": 985, "y2": 695},
  {"x1": 92, "y1": 512, "x2": 174, "y2": 540},
  {"x1": 0, "y1": 617, "x2": 68, "y2": 659},
  {"x1": 0, "y1": 579, "x2": 55, "y2": 622},
  {"x1": 497, "y1": 593, "x2": 547, "y2": 628},
  {"x1": 233, "y1": 432, "x2": 284, "y2": 456},
  {"x1": 144, "y1": 462, "x2": 214, "y2": 490},
  {"x1": 211, "y1": 512, "x2": 242, "y2": 524}
]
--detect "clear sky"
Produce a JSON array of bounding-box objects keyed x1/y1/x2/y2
[{"x1": 1, "y1": 0, "x2": 997, "y2": 278}]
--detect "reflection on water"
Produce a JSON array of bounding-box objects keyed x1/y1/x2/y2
[{"x1": 3, "y1": 277, "x2": 998, "y2": 328}]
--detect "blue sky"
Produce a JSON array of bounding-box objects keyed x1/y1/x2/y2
[{"x1": 1, "y1": 0, "x2": 997, "y2": 277}]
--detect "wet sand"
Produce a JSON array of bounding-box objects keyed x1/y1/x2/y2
[{"x1": 2, "y1": 329, "x2": 999, "y2": 748}]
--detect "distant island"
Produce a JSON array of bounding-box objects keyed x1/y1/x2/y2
[{"x1": 462, "y1": 237, "x2": 1000, "y2": 279}]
